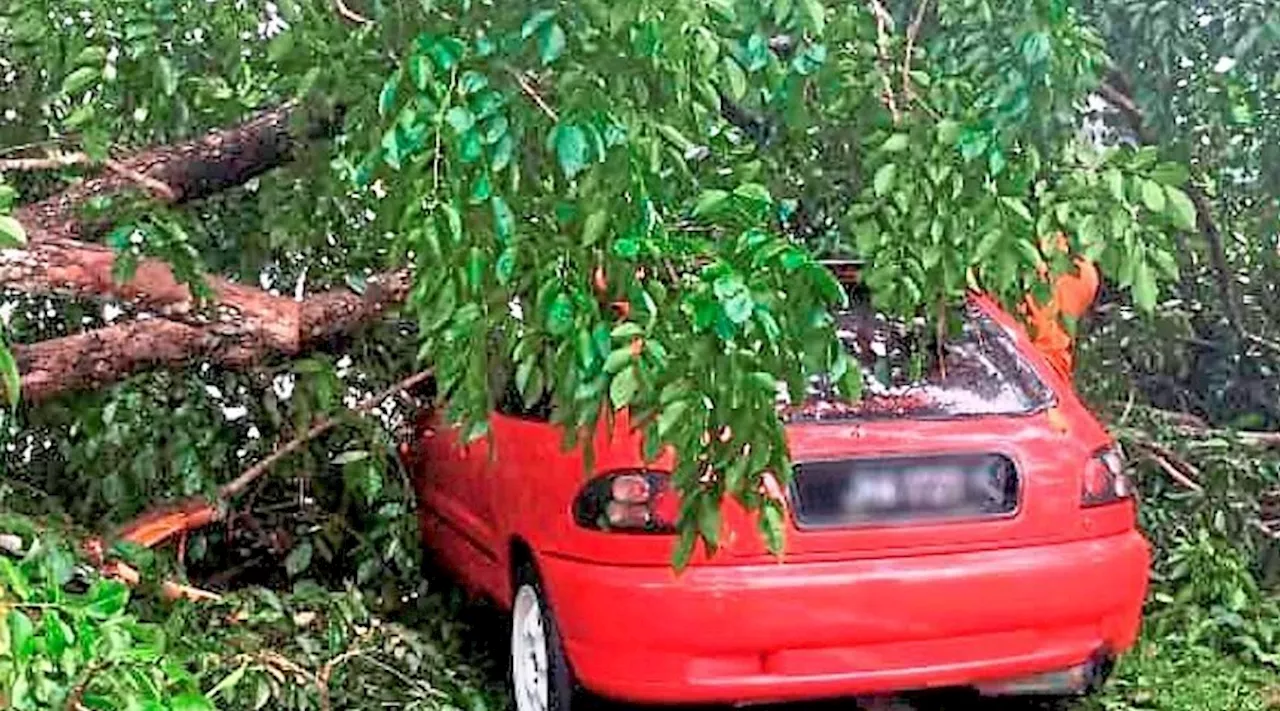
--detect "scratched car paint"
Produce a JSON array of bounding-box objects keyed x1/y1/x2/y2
[{"x1": 403, "y1": 293, "x2": 1151, "y2": 711}]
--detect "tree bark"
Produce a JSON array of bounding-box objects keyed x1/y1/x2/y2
[
  {"x1": 1, "y1": 101, "x2": 413, "y2": 403},
  {"x1": 12, "y1": 104, "x2": 332, "y2": 243},
  {"x1": 14, "y1": 319, "x2": 212, "y2": 402},
  {"x1": 12, "y1": 270, "x2": 409, "y2": 402}
]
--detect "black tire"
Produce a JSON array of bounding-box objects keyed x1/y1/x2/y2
[{"x1": 510, "y1": 563, "x2": 577, "y2": 711}]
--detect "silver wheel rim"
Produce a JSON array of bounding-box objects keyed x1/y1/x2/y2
[{"x1": 512, "y1": 584, "x2": 550, "y2": 711}]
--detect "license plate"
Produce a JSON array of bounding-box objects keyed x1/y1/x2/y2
[{"x1": 792, "y1": 454, "x2": 1018, "y2": 528}]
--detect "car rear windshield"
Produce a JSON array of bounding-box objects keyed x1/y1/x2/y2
[{"x1": 782, "y1": 301, "x2": 1055, "y2": 422}]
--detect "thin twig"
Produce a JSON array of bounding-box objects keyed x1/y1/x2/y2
[
  {"x1": 0, "y1": 139, "x2": 66, "y2": 159},
  {"x1": 0, "y1": 151, "x2": 177, "y2": 201},
  {"x1": 218, "y1": 369, "x2": 433, "y2": 499},
  {"x1": 104, "y1": 159, "x2": 177, "y2": 201},
  {"x1": 509, "y1": 69, "x2": 559, "y2": 123},
  {"x1": 0, "y1": 152, "x2": 90, "y2": 172},
  {"x1": 433, "y1": 69, "x2": 458, "y2": 194},
  {"x1": 334, "y1": 0, "x2": 373, "y2": 25},
  {"x1": 317, "y1": 645, "x2": 370, "y2": 711},
  {"x1": 1128, "y1": 439, "x2": 1204, "y2": 493},
  {"x1": 1118, "y1": 386, "x2": 1136, "y2": 425},
  {"x1": 901, "y1": 0, "x2": 932, "y2": 102},
  {"x1": 866, "y1": 0, "x2": 901, "y2": 123}
]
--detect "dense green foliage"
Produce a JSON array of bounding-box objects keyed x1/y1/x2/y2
[{"x1": 1, "y1": 0, "x2": 1280, "y2": 708}]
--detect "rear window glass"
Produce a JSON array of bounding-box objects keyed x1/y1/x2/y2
[{"x1": 782, "y1": 301, "x2": 1055, "y2": 421}]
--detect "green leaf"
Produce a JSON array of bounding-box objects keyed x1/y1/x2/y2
[
  {"x1": 75, "y1": 45, "x2": 108, "y2": 66},
  {"x1": 554, "y1": 125, "x2": 588, "y2": 179},
  {"x1": 1164, "y1": 186, "x2": 1197, "y2": 230},
  {"x1": 1000, "y1": 196, "x2": 1033, "y2": 223},
  {"x1": 460, "y1": 131, "x2": 483, "y2": 163},
  {"x1": 492, "y1": 133, "x2": 515, "y2": 172},
  {"x1": 698, "y1": 496, "x2": 721, "y2": 548},
  {"x1": 496, "y1": 246, "x2": 517, "y2": 285},
  {"x1": 493, "y1": 196, "x2": 515, "y2": 241},
  {"x1": 604, "y1": 347, "x2": 633, "y2": 374},
  {"x1": 42, "y1": 610, "x2": 71, "y2": 657},
  {"x1": 522, "y1": 9, "x2": 557, "y2": 39},
  {"x1": 1140, "y1": 179, "x2": 1167, "y2": 213},
  {"x1": 609, "y1": 367, "x2": 639, "y2": 409},
  {"x1": 483, "y1": 115, "x2": 509, "y2": 145},
  {"x1": 723, "y1": 293, "x2": 754, "y2": 324},
  {"x1": 582, "y1": 210, "x2": 607, "y2": 246},
  {"x1": 61, "y1": 66, "x2": 99, "y2": 95},
  {"x1": 0, "y1": 215, "x2": 26, "y2": 248},
  {"x1": 673, "y1": 527, "x2": 697, "y2": 571},
  {"x1": 546, "y1": 293, "x2": 574, "y2": 335},
  {"x1": 470, "y1": 173, "x2": 492, "y2": 202},
  {"x1": 446, "y1": 106, "x2": 476, "y2": 134},
  {"x1": 881, "y1": 134, "x2": 910, "y2": 152},
  {"x1": 409, "y1": 54, "x2": 433, "y2": 90},
  {"x1": 657, "y1": 400, "x2": 689, "y2": 438},
  {"x1": 1020, "y1": 31, "x2": 1051, "y2": 65},
  {"x1": 539, "y1": 23, "x2": 567, "y2": 65},
  {"x1": 972, "y1": 230, "x2": 1002, "y2": 263},
  {"x1": 171, "y1": 693, "x2": 215, "y2": 711},
  {"x1": 798, "y1": 0, "x2": 826, "y2": 34},
  {"x1": 208, "y1": 663, "x2": 248, "y2": 701},
  {"x1": 1104, "y1": 169, "x2": 1125, "y2": 203},
  {"x1": 157, "y1": 56, "x2": 178, "y2": 96},
  {"x1": 460, "y1": 70, "x2": 488, "y2": 94},
  {"x1": 1133, "y1": 258, "x2": 1157, "y2": 312},
  {"x1": 332, "y1": 450, "x2": 369, "y2": 465},
  {"x1": 611, "y1": 322, "x2": 644, "y2": 339},
  {"x1": 85, "y1": 579, "x2": 129, "y2": 619},
  {"x1": 378, "y1": 72, "x2": 400, "y2": 117},
  {"x1": 693, "y1": 189, "x2": 730, "y2": 218},
  {"x1": 0, "y1": 558, "x2": 31, "y2": 600},
  {"x1": 957, "y1": 129, "x2": 989, "y2": 160},
  {"x1": 873, "y1": 163, "x2": 897, "y2": 197},
  {"x1": 284, "y1": 541, "x2": 313, "y2": 577},
  {"x1": 720, "y1": 56, "x2": 747, "y2": 101},
  {"x1": 7, "y1": 609, "x2": 34, "y2": 661}
]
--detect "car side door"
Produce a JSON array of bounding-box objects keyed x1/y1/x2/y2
[{"x1": 414, "y1": 405, "x2": 503, "y2": 595}]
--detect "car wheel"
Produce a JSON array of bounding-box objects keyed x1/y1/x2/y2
[{"x1": 510, "y1": 565, "x2": 575, "y2": 711}]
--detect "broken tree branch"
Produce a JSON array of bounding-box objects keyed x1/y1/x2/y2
[
  {"x1": 103, "y1": 159, "x2": 178, "y2": 201},
  {"x1": 219, "y1": 368, "x2": 432, "y2": 499},
  {"x1": 12, "y1": 103, "x2": 330, "y2": 242},
  {"x1": 0, "y1": 152, "x2": 91, "y2": 172},
  {"x1": 1136, "y1": 448, "x2": 1205, "y2": 493},
  {"x1": 10, "y1": 269, "x2": 410, "y2": 401},
  {"x1": 0, "y1": 153, "x2": 180, "y2": 201},
  {"x1": 508, "y1": 69, "x2": 559, "y2": 123}
]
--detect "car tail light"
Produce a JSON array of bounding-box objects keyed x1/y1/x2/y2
[
  {"x1": 573, "y1": 470, "x2": 677, "y2": 533},
  {"x1": 1081, "y1": 445, "x2": 1133, "y2": 507}
]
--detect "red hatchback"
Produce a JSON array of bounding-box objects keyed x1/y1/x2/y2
[{"x1": 404, "y1": 293, "x2": 1150, "y2": 711}]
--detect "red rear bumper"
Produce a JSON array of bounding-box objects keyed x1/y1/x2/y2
[{"x1": 539, "y1": 532, "x2": 1150, "y2": 704}]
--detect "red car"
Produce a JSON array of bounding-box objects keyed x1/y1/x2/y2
[{"x1": 404, "y1": 292, "x2": 1150, "y2": 711}]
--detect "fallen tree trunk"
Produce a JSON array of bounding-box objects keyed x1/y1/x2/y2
[
  {"x1": 0, "y1": 100, "x2": 417, "y2": 402},
  {"x1": 1, "y1": 235, "x2": 410, "y2": 356},
  {"x1": 11, "y1": 104, "x2": 330, "y2": 242},
  {"x1": 13, "y1": 270, "x2": 410, "y2": 401}
]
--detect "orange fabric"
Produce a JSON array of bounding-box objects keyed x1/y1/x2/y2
[{"x1": 1020, "y1": 235, "x2": 1099, "y2": 380}]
